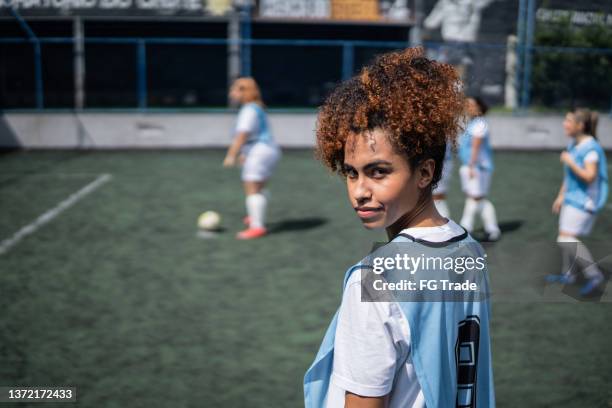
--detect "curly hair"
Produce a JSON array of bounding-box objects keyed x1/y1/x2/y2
[{"x1": 315, "y1": 47, "x2": 464, "y2": 187}]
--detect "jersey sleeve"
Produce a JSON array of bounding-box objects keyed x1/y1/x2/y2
[
  {"x1": 235, "y1": 105, "x2": 258, "y2": 134},
  {"x1": 471, "y1": 119, "x2": 488, "y2": 139},
  {"x1": 584, "y1": 150, "x2": 599, "y2": 163},
  {"x1": 330, "y1": 278, "x2": 410, "y2": 398}
]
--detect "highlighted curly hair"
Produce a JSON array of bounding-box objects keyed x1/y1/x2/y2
[{"x1": 315, "y1": 47, "x2": 464, "y2": 187}]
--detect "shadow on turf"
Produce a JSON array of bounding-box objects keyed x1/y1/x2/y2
[
  {"x1": 472, "y1": 220, "x2": 524, "y2": 242},
  {"x1": 267, "y1": 217, "x2": 328, "y2": 234},
  {"x1": 557, "y1": 269, "x2": 611, "y2": 302}
]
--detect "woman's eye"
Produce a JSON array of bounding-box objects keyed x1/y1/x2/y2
[{"x1": 371, "y1": 168, "x2": 389, "y2": 178}]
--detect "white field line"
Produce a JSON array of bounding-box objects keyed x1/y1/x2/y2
[{"x1": 0, "y1": 173, "x2": 112, "y2": 256}]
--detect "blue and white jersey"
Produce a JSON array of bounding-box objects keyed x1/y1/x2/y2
[
  {"x1": 458, "y1": 117, "x2": 494, "y2": 171},
  {"x1": 564, "y1": 136, "x2": 609, "y2": 213},
  {"x1": 304, "y1": 227, "x2": 495, "y2": 408},
  {"x1": 235, "y1": 102, "x2": 274, "y2": 145}
]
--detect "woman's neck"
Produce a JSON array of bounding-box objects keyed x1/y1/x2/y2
[
  {"x1": 385, "y1": 197, "x2": 447, "y2": 240},
  {"x1": 575, "y1": 133, "x2": 590, "y2": 143}
]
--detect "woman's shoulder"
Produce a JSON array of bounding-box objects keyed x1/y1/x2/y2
[
  {"x1": 342, "y1": 261, "x2": 369, "y2": 289},
  {"x1": 575, "y1": 136, "x2": 602, "y2": 152},
  {"x1": 469, "y1": 116, "x2": 489, "y2": 131}
]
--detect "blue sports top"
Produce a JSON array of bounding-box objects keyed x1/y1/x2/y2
[
  {"x1": 235, "y1": 102, "x2": 274, "y2": 145},
  {"x1": 563, "y1": 136, "x2": 609, "y2": 213},
  {"x1": 304, "y1": 230, "x2": 495, "y2": 408},
  {"x1": 458, "y1": 117, "x2": 494, "y2": 171}
]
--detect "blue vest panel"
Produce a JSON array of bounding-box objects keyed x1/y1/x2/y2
[
  {"x1": 564, "y1": 137, "x2": 609, "y2": 213},
  {"x1": 458, "y1": 117, "x2": 494, "y2": 171},
  {"x1": 304, "y1": 234, "x2": 495, "y2": 407},
  {"x1": 237, "y1": 102, "x2": 274, "y2": 145}
]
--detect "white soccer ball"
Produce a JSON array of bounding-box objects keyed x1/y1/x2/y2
[{"x1": 198, "y1": 211, "x2": 221, "y2": 231}]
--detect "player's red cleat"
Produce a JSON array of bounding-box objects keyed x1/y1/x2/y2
[
  {"x1": 243, "y1": 216, "x2": 251, "y2": 227},
  {"x1": 236, "y1": 227, "x2": 267, "y2": 240}
]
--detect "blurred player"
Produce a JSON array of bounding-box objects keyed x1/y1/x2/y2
[
  {"x1": 548, "y1": 108, "x2": 608, "y2": 296},
  {"x1": 224, "y1": 77, "x2": 281, "y2": 239},
  {"x1": 433, "y1": 143, "x2": 453, "y2": 218},
  {"x1": 304, "y1": 48, "x2": 495, "y2": 408},
  {"x1": 458, "y1": 96, "x2": 501, "y2": 241}
]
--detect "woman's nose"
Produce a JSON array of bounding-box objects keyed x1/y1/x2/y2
[{"x1": 351, "y1": 176, "x2": 372, "y2": 204}]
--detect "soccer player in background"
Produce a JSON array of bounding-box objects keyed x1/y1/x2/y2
[
  {"x1": 223, "y1": 77, "x2": 281, "y2": 240},
  {"x1": 458, "y1": 96, "x2": 501, "y2": 241},
  {"x1": 304, "y1": 48, "x2": 495, "y2": 408},
  {"x1": 548, "y1": 108, "x2": 608, "y2": 296}
]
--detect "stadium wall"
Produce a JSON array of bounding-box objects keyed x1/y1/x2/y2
[{"x1": 1, "y1": 113, "x2": 611, "y2": 150}]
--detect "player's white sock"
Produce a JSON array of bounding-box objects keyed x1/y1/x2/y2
[
  {"x1": 481, "y1": 200, "x2": 501, "y2": 238},
  {"x1": 434, "y1": 199, "x2": 450, "y2": 218},
  {"x1": 460, "y1": 198, "x2": 479, "y2": 232},
  {"x1": 575, "y1": 240, "x2": 603, "y2": 281},
  {"x1": 246, "y1": 193, "x2": 267, "y2": 229},
  {"x1": 556, "y1": 236, "x2": 603, "y2": 281},
  {"x1": 556, "y1": 236, "x2": 578, "y2": 279}
]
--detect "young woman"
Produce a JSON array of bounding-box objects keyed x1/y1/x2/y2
[
  {"x1": 458, "y1": 96, "x2": 501, "y2": 241},
  {"x1": 223, "y1": 77, "x2": 281, "y2": 240},
  {"x1": 548, "y1": 108, "x2": 608, "y2": 296},
  {"x1": 304, "y1": 48, "x2": 495, "y2": 408}
]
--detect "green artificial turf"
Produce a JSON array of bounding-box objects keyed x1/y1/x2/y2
[{"x1": 0, "y1": 150, "x2": 611, "y2": 407}]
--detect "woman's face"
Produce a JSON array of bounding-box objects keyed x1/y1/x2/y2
[
  {"x1": 343, "y1": 128, "x2": 429, "y2": 230},
  {"x1": 465, "y1": 98, "x2": 481, "y2": 118},
  {"x1": 229, "y1": 82, "x2": 244, "y2": 105},
  {"x1": 563, "y1": 113, "x2": 583, "y2": 137}
]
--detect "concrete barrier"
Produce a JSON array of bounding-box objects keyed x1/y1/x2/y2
[{"x1": 1, "y1": 112, "x2": 611, "y2": 150}]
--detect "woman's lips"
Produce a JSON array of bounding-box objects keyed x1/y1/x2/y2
[{"x1": 355, "y1": 207, "x2": 383, "y2": 220}]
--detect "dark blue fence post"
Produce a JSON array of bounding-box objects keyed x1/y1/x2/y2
[
  {"x1": 520, "y1": 0, "x2": 535, "y2": 110},
  {"x1": 33, "y1": 41, "x2": 44, "y2": 109},
  {"x1": 137, "y1": 39, "x2": 147, "y2": 110},
  {"x1": 342, "y1": 43, "x2": 354, "y2": 81},
  {"x1": 515, "y1": 0, "x2": 526, "y2": 114},
  {"x1": 10, "y1": 7, "x2": 44, "y2": 109},
  {"x1": 240, "y1": 5, "x2": 252, "y2": 77}
]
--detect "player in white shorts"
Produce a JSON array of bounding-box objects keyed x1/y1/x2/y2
[
  {"x1": 223, "y1": 77, "x2": 281, "y2": 239},
  {"x1": 548, "y1": 108, "x2": 608, "y2": 296},
  {"x1": 458, "y1": 96, "x2": 501, "y2": 241},
  {"x1": 433, "y1": 143, "x2": 453, "y2": 218}
]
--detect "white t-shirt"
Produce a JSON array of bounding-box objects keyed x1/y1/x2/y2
[
  {"x1": 326, "y1": 219, "x2": 466, "y2": 408},
  {"x1": 471, "y1": 120, "x2": 487, "y2": 139},
  {"x1": 235, "y1": 104, "x2": 259, "y2": 134}
]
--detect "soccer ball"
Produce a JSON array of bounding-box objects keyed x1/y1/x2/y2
[{"x1": 198, "y1": 211, "x2": 221, "y2": 231}]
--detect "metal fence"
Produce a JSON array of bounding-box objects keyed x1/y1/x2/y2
[{"x1": 1, "y1": 36, "x2": 612, "y2": 113}]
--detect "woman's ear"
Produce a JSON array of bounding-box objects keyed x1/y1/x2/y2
[{"x1": 417, "y1": 159, "x2": 436, "y2": 189}]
